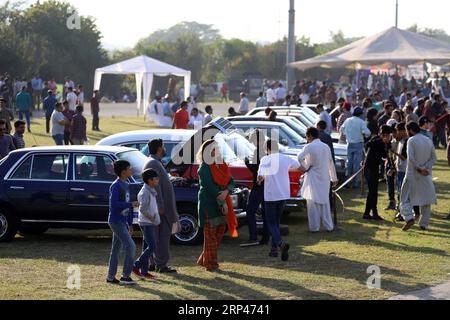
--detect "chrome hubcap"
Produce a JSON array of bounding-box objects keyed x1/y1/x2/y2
[
  {"x1": 0, "y1": 213, "x2": 8, "y2": 238},
  {"x1": 175, "y1": 214, "x2": 199, "y2": 243}
]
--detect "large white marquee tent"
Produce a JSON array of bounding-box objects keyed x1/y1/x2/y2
[
  {"x1": 290, "y1": 27, "x2": 450, "y2": 71},
  {"x1": 93, "y1": 55, "x2": 191, "y2": 115}
]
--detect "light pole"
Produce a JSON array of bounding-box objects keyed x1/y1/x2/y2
[
  {"x1": 395, "y1": 0, "x2": 399, "y2": 28},
  {"x1": 287, "y1": 0, "x2": 296, "y2": 91}
]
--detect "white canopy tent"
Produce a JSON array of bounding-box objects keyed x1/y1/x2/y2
[
  {"x1": 93, "y1": 55, "x2": 191, "y2": 115},
  {"x1": 290, "y1": 27, "x2": 450, "y2": 71}
]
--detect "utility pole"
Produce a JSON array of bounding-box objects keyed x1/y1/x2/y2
[
  {"x1": 395, "y1": 0, "x2": 399, "y2": 28},
  {"x1": 287, "y1": 0, "x2": 296, "y2": 91}
]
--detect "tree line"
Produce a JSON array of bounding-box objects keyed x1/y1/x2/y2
[{"x1": 1, "y1": 1, "x2": 449, "y2": 98}]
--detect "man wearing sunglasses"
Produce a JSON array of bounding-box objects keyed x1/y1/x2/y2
[{"x1": 0, "y1": 119, "x2": 16, "y2": 160}]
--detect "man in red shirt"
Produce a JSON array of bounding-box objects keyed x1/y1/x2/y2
[
  {"x1": 220, "y1": 83, "x2": 228, "y2": 103},
  {"x1": 172, "y1": 101, "x2": 189, "y2": 129}
]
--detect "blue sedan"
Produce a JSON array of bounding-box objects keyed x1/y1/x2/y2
[{"x1": 0, "y1": 146, "x2": 246, "y2": 245}]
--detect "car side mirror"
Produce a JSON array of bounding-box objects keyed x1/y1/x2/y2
[{"x1": 281, "y1": 139, "x2": 289, "y2": 146}]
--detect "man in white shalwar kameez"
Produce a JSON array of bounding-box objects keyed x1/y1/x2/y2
[
  {"x1": 400, "y1": 122, "x2": 437, "y2": 231},
  {"x1": 146, "y1": 97, "x2": 161, "y2": 124},
  {"x1": 298, "y1": 128, "x2": 339, "y2": 232}
]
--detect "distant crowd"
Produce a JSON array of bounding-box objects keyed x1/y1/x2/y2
[
  {"x1": 0, "y1": 74, "x2": 102, "y2": 157},
  {"x1": 146, "y1": 95, "x2": 214, "y2": 130}
]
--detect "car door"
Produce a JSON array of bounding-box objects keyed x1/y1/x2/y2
[
  {"x1": 68, "y1": 153, "x2": 117, "y2": 222},
  {"x1": 4, "y1": 153, "x2": 71, "y2": 221}
]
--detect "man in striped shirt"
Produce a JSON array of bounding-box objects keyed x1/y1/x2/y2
[
  {"x1": 13, "y1": 120, "x2": 26, "y2": 149},
  {"x1": 70, "y1": 105, "x2": 87, "y2": 145}
]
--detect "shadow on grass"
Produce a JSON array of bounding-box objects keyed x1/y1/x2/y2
[
  {"x1": 127, "y1": 284, "x2": 181, "y2": 300},
  {"x1": 157, "y1": 271, "x2": 338, "y2": 300},
  {"x1": 1, "y1": 178, "x2": 448, "y2": 299},
  {"x1": 162, "y1": 273, "x2": 270, "y2": 300},
  {"x1": 433, "y1": 181, "x2": 450, "y2": 199},
  {"x1": 294, "y1": 212, "x2": 450, "y2": 257}
]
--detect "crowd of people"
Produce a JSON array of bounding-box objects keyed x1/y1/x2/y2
[
  {"x1": 107, "y1": 136, "x2": 300, "y2": 285},
  {"x1": 2, "y1": 70, "x2": 450, "y2": 285},
  {"x1": 0, "y1": 73, "x2": 103, "y2": 157},
  {"x1": 0, "y1": 75, "x2": 86, "y2": 112},
  {"x1": 146, "y1": 95, "x2": 215, "y2": 130}
]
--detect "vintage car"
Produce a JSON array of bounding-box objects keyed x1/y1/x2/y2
[
  {"x1": 0, "y1": 146, "x2": 249, "y2": 245},
  {"x1": 247, "y1": 106, "x2": 341, "y2": 142},
  {"x1": 97, "y1": 119, "x2": 305, "y2": 213},
  {"x1": 97, "y1": 129, "x2": 196, "y2": 166},
  {"x1": 227, "y1": 117, "x2": 347, "y2": 178}
]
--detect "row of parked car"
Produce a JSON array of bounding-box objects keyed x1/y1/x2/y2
[{"x1": 0, "y1": 105, "x2": 348, "y2": 245}]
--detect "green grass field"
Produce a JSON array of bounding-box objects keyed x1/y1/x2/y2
[
  {"x1": 1, "y1": 116, "x2": 450, "y2": 300},
  {"x1": 23, "y1": 115, "x2": 154, "y2": 147}
]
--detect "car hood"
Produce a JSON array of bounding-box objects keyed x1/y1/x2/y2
[
  {"x1": 331, "y1": 132, "x2": 340, "y2": 140},
  {"x1": 281, "y1": 144, "x2": 346, "y2": 158},
  {"x1": 280, "y1": 146, "x2": 304, "y2": 157},
  {"x1": 333, "y1": 143, "x2": 348, "y2": 157}
]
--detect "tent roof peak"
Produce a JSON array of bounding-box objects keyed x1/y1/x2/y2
[{"x1": 290, "y1": 27, "x2": 450, "y2": 70}]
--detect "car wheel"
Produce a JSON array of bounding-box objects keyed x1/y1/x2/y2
[
  {"x1": 0, "y1": 208, "x2": 18, "y2": 243},
  {"x1": 18, "y1": 225, "x2": 49, "y2": 236},
  {"x1": 172, "y1": 208, "x2": 203, "y2": 246},
  {"x1": 282, "y1": 211, "x2": 291, "y2": 217}
]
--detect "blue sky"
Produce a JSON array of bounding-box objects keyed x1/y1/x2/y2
[{"x1": 27, "y1": 0, "x2": 450, "y2": 48}]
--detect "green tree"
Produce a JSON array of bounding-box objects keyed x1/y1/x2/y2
[
  {"x1": 137, "y1": 21, "x2": 221, "y2": 46},
  {"x1": 407, "y1": 24, "x2": 450, "y2": 43},
  {"x1": 172, "y1": 33, "x2": 204, "y2": 83},
  {"x1": 0, "y1": 0, "x2": 107, "y2": 95},
  {"x1": 314, "y1": 30, "x2": 360, "y2": 55},
  {"x1": 222, "y1": 39, "x2": 259, "y2": 78}
]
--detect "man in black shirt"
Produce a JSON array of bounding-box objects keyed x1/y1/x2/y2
[
  {"x1": 241, "y1": 129, "x2": 270, "y2": 247},
  {"x1": 377, "y1": 102, "x2": 393, "y2": 127},
  {"x1": 317, "y1": 120, "x2": 335, "y2": 161},
  {"x1": 414, "y1": 98, "x2": 425, "y2": 118},
  {"x1": 366, "y1": 108, "x2": 379, "y2": 139},
  {"x1": 431, "y1": 95, "x2": 447, "y2": 149},
  {"x1": 292, "y1": 81, "x2": 302, "y2": 97},
  {"x1": 363, "y1": 125, "x2": 392, "y2": 221}
]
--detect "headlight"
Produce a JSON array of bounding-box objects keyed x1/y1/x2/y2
[{"x1": 230, "y1": 194, "x2": 239, "y2": 209}]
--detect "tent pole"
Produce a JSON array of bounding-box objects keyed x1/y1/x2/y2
[{"x1": 395, "y1": 0, "x2": 399, "y2": 28}]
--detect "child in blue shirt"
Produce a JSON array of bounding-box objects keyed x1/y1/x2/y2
[{"x1": 107, "y1": 160, "x2": 138, "y2": 285}]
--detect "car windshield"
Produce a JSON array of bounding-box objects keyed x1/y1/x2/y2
[
  {"x1": 296, "y1": 112, "x2": 315, "y2": 127},
  {"x1": 214, "y1": 130, "x2": 256, "y2": 164},
  {"x1": 281, "y1": 124, "x2": 307, "y2": 145},
  {"x1": 287, "y1": 117, "x2": 308, "y2": 130},
  {"x1": 282, "y1": 117, "x2": 307, "y2": 135},
  {"x1": 140, "y1": 142, "x2": 181, "y2": 166},
  {"x1": 302, "y1": 107, "x2": 319, "y2": 124},
  {"x1": 116, "y1": 150, "x2": 148, "y2": 183}
]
